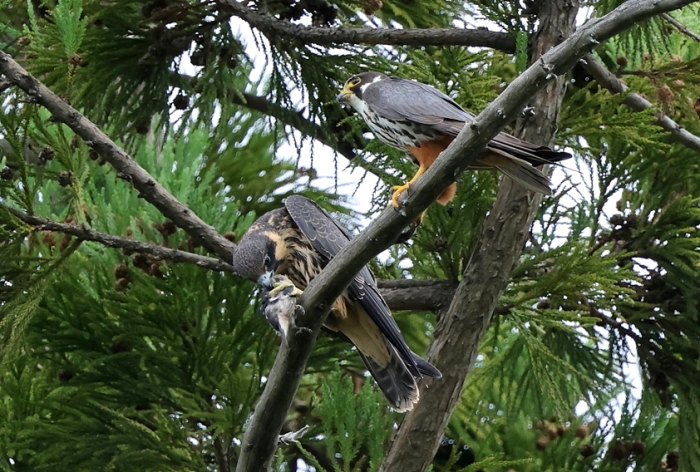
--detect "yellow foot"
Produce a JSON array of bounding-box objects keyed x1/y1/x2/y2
[
  {"x1": 391, "y1": 183, "x2": 411, "y2": 207},
  {"x1": 269, "y1": 280, "x2": 303, "y2": 297}
]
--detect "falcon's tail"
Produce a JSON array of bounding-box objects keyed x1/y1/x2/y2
[
  {"x1": 488, "y1": 132, "x2": 571, "y2": 167},
  {"x1": 412, "y1": 352, "x2": 442, "y2": 378},
  {"x1": 335, "y1": 305, "x2": 439, "y2": 412},
  {"x1": 359, "y1": 348, "x2": 420, "y2": 412},
  {"x1": 480, "y1": 152, "x2": 554, "y2": 195}
]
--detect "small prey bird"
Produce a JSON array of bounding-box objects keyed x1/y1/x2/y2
[
  {"x1": 338, "y1": 71, "x2": 571, "y2": 209},
  {"x1": 261, "y1": 274, "x2": 304, "y2": 343},
  {"x1": 233, "y1": 195, "x2": 441, "y2": 412}
]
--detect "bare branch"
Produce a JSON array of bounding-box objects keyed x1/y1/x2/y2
[
  {"x1": 0, "y1": 77, "x2": 11, "y2": 93},
  {"x1": 220, "y1": 0, "x2": 516, "y2": 52},
  {"x1": 233, "y1": 91, "x2": 359, "y2": 160},
  {"x1": 662, "y1": 12, "x2": 700, "y2": 42},
  {"x1": 175, "y1": 72, "x2": 360, "y2": 161},
  {"x1": 376, "y1": 279, "x2": 457, "y2": 312},
  {"x1": 380, "y1": 0, "x2": 577, "y2": 466},
  {"x1": 236, "y1": 1, "x2": 698, "y2": 470},
  {"x1": 1, "y1": 204, "x2": 233, "y2": 272},
  {"x1": 0, "y1": 53, "x2": 236, "y2": 263},
  {"x1": 582, "y1": 54, "x2": 700, "y2": 154},
  {"x1": 4, "y1": 202, "x2": 455, "y2": 312}
]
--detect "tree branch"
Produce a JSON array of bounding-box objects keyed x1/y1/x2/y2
[
  {"x1": 0, "y1": 77, "x2": 11, "y2": 93},
  {"x1": 1, "y1": 203, "x2": 233, "y2": 272},
  {"x1": 662, "y1": 12, "x2": 700, "y2": 42},
  {"x1": 380, "y1": 0, "x2": 578, "y2": 467},
  {"x1": 174, "y1": 72, "x2": 359, "y2": 161},
  {"x1": 220, "y1": 1, "x2": 516, "y2": 52},
  {"x1": 234, "y1": 91, "x2": 360, "y2": 160},
  {"x1": 236, "y1": 1, "x2": 698, "y2": 470},
  {"x1": 582, "y1": 54, "x2": 700, "y2": 154},
  {"x1": 3, "y1": 202, "x2": 456, "y2": 311},
  {"x1": 0, "y1": 53, "x2": 236, "y2": 263},
  {"x1": 376, "y1": 279, "x2": 457, "y2": 312}
]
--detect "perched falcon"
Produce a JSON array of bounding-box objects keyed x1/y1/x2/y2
[
  {"x1": 233, "y1": 195, "x2": 441, "y2": 411},
  {"x1": 261, "y1": 274, "x2": 305, "y2": 343},
  {"x1": 338, "y1": 71, "x2": 571, "y2": 207}
]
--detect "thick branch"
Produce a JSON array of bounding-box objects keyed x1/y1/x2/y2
[
  {"x1": 376, "y1": 279, "x2": 457, "y2": 312},
  {"x1": 1, "y1": 204, "x2": 233, "y2": 272},
  {"x1": 236, "y1": 1, "x2": 698, "y2": 470},
  {"x1": 220, "y1": 1, "x2": 516, "y2": 52},
  {"x1": 582, "y1": 54, "x2": 700, "y2": 154},
  {"x1": 379, "y1": 0, "x2": 578, "y2": 468},
  {"x1": 0, "y1": 53, "x2": 236, "y2": 263}
]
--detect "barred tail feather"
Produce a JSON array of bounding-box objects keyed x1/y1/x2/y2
[{"x1": 359, "y1": 348, "x2": 419, "y2": 412}]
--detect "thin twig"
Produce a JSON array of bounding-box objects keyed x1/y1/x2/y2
[
  {"x1": 662, "y1": 12, "x2": 700, "y2": 42},
  {"x1": 1, "y1": 204, "x2": 233, "y2": 272},
  {"x1": 589, "y1": 307, "x2": 663, "y2": 356},
  {"x1": 174, "y1": 72, "x2": 359, "y2": 161},
  {"x1": 582, "y1": 54, "x2": 700, "y2": 154},
  {"x1": 0, "y1": 52, "x2": 237, "y2": 263}
]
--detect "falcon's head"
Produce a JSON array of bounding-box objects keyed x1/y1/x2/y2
[
  {"x1": 233, "y1": 225, "x2": 283, "y2": 289},
  {"x1": 337, "y1": 71, "x2": 388, "y2": 109}
]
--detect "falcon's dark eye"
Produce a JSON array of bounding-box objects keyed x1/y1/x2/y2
[
  {"x1": 264, "y1": 254, "x2": 271, "y2": 268},
  {"x1": 349, "y1": 77, "x2": 361, "y2": 87}
]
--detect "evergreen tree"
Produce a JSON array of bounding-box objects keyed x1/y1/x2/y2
[{"x1": 1, "y1": 0, "x2": 699, "y2": 471}]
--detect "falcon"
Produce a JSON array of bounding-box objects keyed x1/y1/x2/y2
[
  {"x1": 338, "y1": 71, "x2": 571, "y2": 208},
  {"x1": 233, "y1": 195, "x2": 441, "y2": 411}
]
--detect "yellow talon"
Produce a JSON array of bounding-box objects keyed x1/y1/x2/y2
[
  {"x1": 391, "y1": 183, "x2": 411, "y2": 207},
  {"x1": 269, "y1": 280, "x2": 303, "y2": 297}
]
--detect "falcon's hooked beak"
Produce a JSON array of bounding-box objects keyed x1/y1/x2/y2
[
  {"x1": 257, "y1": 270, "x2": 275, "y2": 289},
  {"x1": 337, "y1": 85, "x2": 352, "y2": 103}
]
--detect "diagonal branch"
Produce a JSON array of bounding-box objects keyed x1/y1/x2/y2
[
  {"x1": 235, "y1": 1, "x2": 698, "y2": 470},
  {"x1": 582, "y1": 54, "x2": 700, "y2": 154},
  {"x1": 661, "y1": 12, "x2": 700, "y2": 42},
  {"x1": 174, "y1": 72, "x2": 360, "y2": 161},
  {"x1": 1, "y1": 204, "x2": 233, "y2": 272},
  {"x1": 0, "y1": 53, "x2": 236, "y2": 263},
  {"x1": 220, "y1": 0, "x2": 516, "y2": 52}
]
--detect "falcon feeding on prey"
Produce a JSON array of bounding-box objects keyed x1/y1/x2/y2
[
  {"x1": 338, "y1": 71, "x2": 571, "y2": 208},
  {"x1": 233, "y1": 196, "x2": 441, "y2": 411}
]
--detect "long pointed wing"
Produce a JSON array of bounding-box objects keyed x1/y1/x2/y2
[
  {"x1": 284, "y1": 195, "x2": 418, "y2": 374},
  {"x1": 362, "y1": 76, "x2": 473, "y2": 125}
]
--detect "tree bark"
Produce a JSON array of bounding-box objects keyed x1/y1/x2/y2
[
  {"x1": 378, "y1": 1, "x2": 579, "y2": 470},
  {"x1": 220, "y1": 1, "x2": 516, "y2": 52}
]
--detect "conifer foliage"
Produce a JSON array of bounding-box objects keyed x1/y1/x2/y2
[{"x1": 1, "y1": 0, "x2": 700, "y2": 471}]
